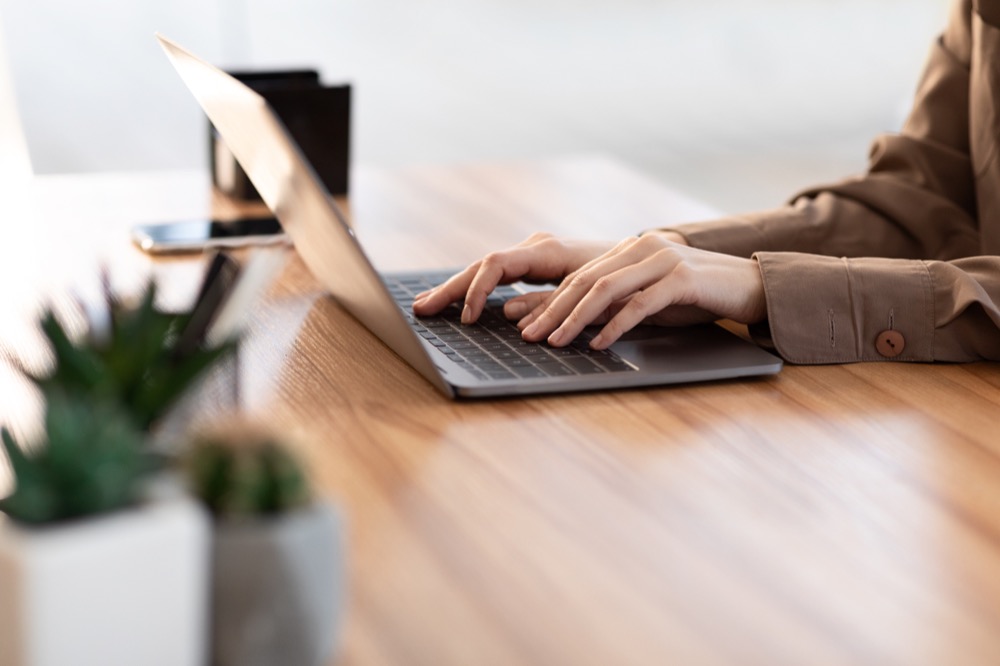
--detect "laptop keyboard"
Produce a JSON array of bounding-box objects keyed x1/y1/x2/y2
[{"x1": 386, "y1": 274, "x2": 637, "y2": 381}]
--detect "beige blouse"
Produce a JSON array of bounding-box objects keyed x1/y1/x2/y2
[{"x1": 669, "y1": 0, "x2": 1000, "y2": 363}]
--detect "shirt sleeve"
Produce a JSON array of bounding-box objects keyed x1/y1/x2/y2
[
  {"x1": 751, "y1": 252, "x2": 1000, "y2": 363},
  {"x1": 656, "y1": 0, "x2": 1000, "y2": 363}
]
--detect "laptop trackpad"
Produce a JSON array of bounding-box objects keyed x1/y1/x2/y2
[{"x1": 611, "y1": 324, "x2": 755, "y2": 372}]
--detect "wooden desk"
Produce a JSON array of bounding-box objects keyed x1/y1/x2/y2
[{"x1": 3, "y1": 156, "x2": 1000, "y2": 665}]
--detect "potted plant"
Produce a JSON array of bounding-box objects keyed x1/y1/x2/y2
[
  {"x1": 184, "y1": 425, "x2": 344, "y2": 666},
  {"x1": 0, "y1": 392, "x2": 210, "y2": 666},
  {"x1": 11, "y1": 273, "x2": 238, "y2": 434}
]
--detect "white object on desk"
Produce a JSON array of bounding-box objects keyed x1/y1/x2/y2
[{"x1": 0, "y1": 494, "x2": 210, "y2": 666}]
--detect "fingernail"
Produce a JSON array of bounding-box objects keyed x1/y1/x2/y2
[
  {"x1": 461, "y1": 304, "x2": 473, "y2": 324},
  {"x1": 590, "y1": 334, "x2": 606, "y2": 349},
  {"x1": 523, "y1": 321, "x2": 540, "y2": 338},
  {"x1": 548, "y1": 328, "x2": 566, "y2": 347},
  {"x1": 414, "y1": 290, "x2": 430, "y2": 301}
]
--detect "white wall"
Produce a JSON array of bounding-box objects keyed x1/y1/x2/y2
[{"x1": 1, "y1": 0, "x2": 951, "y2": 212}]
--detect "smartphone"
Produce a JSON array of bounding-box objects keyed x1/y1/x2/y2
[{"x1": 131, "y1": 216, "x2": 288, "y2": 254}]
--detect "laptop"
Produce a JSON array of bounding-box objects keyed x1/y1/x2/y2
[{"x1": 157, "y1": 34, "x2": 782, "y2": 399}]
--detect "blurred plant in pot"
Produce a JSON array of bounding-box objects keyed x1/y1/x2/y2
[
  {"x1": 11, "y1": 274, "x2": 236, "y2": 432},
  {"x1": 186, "y1": 431, "x2": 310, "y2": 518},
  {"x1": 0, "y1": 391, "x2": 210, "y2": 666},
  {"x1": 0, "y1": 391, "x2": 147, "y2": 525},
  {"x1": 183, "y1": 425, "x2": 343, "y2": 666}
]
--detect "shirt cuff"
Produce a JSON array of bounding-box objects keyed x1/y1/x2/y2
[{"x1": 753, "y1": 252, "x2": 935, "y2": 363}]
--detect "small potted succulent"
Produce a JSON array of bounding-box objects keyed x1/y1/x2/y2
[
  {"x1": 11, "y1": 273, "x2": 238, "y2": 435},
  {"x1": 0, "y1": 392, "x2": 210, "y2": 666},
  {"x1": 184, "y1": 425, "x2": 344, "y2": 666}
]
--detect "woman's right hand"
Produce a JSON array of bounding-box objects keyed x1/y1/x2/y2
[{"x1": 411, "y1": 232, "x2": 622, "y2": 324}]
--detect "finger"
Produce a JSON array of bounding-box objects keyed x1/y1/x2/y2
[
  {"x1": 542, "y1": 236, "x2": 639, "y2": 308},
  {"x1": 518, "y1": 288, "x2": 616, "y2": 330},
  {"x1": 461, "y1": 249, "x2": 538, "y2": 323},
  {"x1": 517, "y1": 242, "x2": 643, "y2": 331},
  {"x1": 413, "y1": 235, "x2": 558, "y2": 316},
  {"x1": 414, "y1": 248, "x2": 539, "y2": 321},
  {"x1": 545, "y1": 257, "x2": 670, "y2": 346},
  {"x1": 516, "y1": 292, "x2": 556, "y2": 330},
  {"x1": 523, "y1": 240, "x2": 670, "y2": 343},
  {"x1": 416, "y1": 235, "x2": 615, "y2": 322},
  {"x1": 503, "y1": 291, "x2": 550, "y2": 320},
  {"x1": 590, "y1": 277, "x2": 680, "y2": 349},
  {"x1": 412, "y1": 262, "x2": 482, "y2": 316}
]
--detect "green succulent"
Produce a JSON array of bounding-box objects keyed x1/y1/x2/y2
[
  {"x1": 0, "y1": 392, "x2": 150, "y2": 525},
  {"x1": 16, "y1": 277, "x2": 236, "y2": 431},
  {"x1": 185, "y1": 434, "x2": 311, "y2": 518}
]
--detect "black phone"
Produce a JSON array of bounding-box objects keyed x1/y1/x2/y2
[{"x1": 131, "y1": 216, "x2": 287, "y2": 254}]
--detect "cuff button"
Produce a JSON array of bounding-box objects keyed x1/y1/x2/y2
[{"x1": 875, "y1": 330, "x2": 905, "y2": 358}]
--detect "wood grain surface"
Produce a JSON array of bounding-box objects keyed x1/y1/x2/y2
[{"x1": 3, "y1": 157, "x2": 1000, "y2": 665}]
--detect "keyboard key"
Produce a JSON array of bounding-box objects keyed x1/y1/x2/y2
[
  {"x1": 540, "y1": 363, "x2": 575, "y2": 377},
  {"x1": 562, "y1": 358, "x2": 606, "y2": 374},
  {"x1": 549, "y1": 347, "x2": 583, "y2": 357},
  {"x1": 592, "y1": 356, "x2": 633, "y2": 372},
  {"x1": 512, "y1": 366, "x2": 546, "y2": 379},
  {"x1": 521, "y1": 346, "x2": 549, "y2": 356}
]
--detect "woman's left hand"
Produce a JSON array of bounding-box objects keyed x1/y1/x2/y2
[{"x1": 504, "y1": 233, "x2": 768, "y2": 349}]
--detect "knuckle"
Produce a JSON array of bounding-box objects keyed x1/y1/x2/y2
[
  {"x1": 652, "y1": 247, "x2": 681, "y2": 264},
  {"x1": 569, "y1": 271, "x2": 594, "y2": 291},
  {"x1": 615, "y1": 236, "x2": 640, "y2": 252},
  {"x1": 480, "y1": 252, "x2": 505, "y2": 269},
  {"x1": 670, "y1": 260, "x2": 695, "y2": 285},
  {"x1": 635, "y1": 234, "x2": 663, "y2": 251},
  {"x1": 629, "y1": 290, "x2": 652, "y2": 313},
  {"x1": 540, "y1": 236, "x2": 565, "y2": 253},
  {"x1": 590, "y1": 275, "x2": 614, "y2": 296},
  {"x1": 563, "y1": 308, "x2": 586, "y2": 329}
]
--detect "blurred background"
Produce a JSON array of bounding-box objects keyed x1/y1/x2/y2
[{"x1": 1, "y1": 0, "x2": 950, "y2": 215}]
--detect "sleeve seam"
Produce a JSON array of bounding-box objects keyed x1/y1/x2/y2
[{"x1": 921, "y1": 259, "x2": 936, "y2": 361}]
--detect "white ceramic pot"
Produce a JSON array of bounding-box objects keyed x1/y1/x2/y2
[
  {"x1": 0, "y1": 494, "x2": 210, "y2": 666},
  {"x1": 212, "y1": 500, "x2": 344, "y2": 666}
]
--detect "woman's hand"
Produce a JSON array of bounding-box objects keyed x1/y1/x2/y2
[
  {"x1": 412, "y1": 233, "x2": 619, "y2": 323},
  {"x1": 413, "y1": 231, "x2": 766, "y2": 350}
]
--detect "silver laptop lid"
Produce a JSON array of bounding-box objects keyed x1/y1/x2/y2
[{"x1": 156, "y1": 34, "x2": 453, "y2": 397}]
